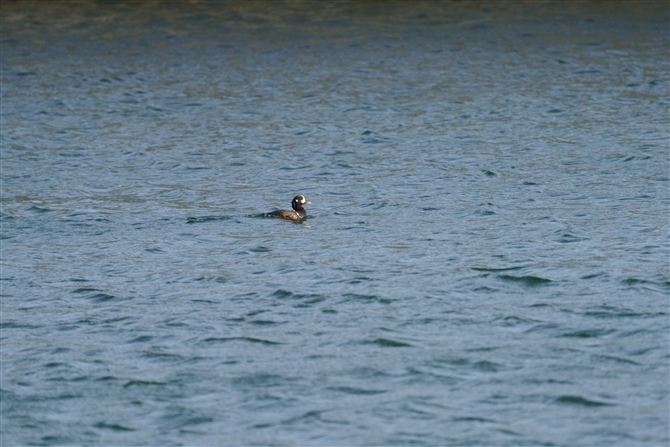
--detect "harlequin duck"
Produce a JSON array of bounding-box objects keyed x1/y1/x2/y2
[{"x1": 267, "y1": 195, "x2": 310, "y2": 221}]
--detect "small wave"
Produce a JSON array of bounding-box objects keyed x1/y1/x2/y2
[
  {"x1": 369, "y1": 338, "x2": 412, "y2": 348},
  {"x1": 342, "y1": 293, "x2": 382, "y2": 301},
  {"x1": 554, "y1": 395, "x2": 613, "y2": 407},
  {"x1": 202, "y1": 336, "x2": 281, "y2": 345},
  {"x1": 72, "y1": 287, "x2": 100, "y2": 293},
  {"x1": 472, "y1": 266, "x2": 524, "y2": 272},
  {"x1": 250, "y1": 319, "x2": 278, "y2": 326},
  {"x1": 452, "y1": 416, "x2": 497, "y2": 423},
  {"x1": 272, "y1": 289, "x2": 293, "y2": 298},
  {"x1": 492, "y1": 315, "x2": 539, "y2": 327},
  {"x1": 94, "y1": 422, "x2": 135, "y2": 432},
  {"x1": 328, "y1": 386, "x2": 386, "y2": 395},
  {"x1": 346, "y1": 276, "x2": 375, "y2": 285},
  {"x1": 556, "y1": 232, "x2": 589, "y2": 243},
  {"x1": 272, "y1": 290, "x2": 326, "y2": 304},
  {"x1": 474, "y1": 202, "x2": 500, "y2": 216},
  {"x1": 562, "y1": 329, "x2": 615, "y2": 338},
  {"x1": 622, "y1": 278, "x2": 670, "y2": 292},
  {"x1": 473, "y1": 360, "x2": 500, "y2": 372},
  {"x1": 186, "y1": 216, "x2": 232, "y2": 224},
  {"x1": 581, "y1": 272, "x2": 608, "y2": 280},
  {"x1": 581, "y1": 304, "x2": 664, "y2": 319},
  {"x1": 129, "y1": 335, "x2": 152, "y2": 343},
  {"x1": 27, "y1": 205, "x2": 53, "y2": 213},
  {"x1": 524, "y1": 323, "x2": 560, "y2": 333},
  {"x1": 74, "y1": 289, "x2": 118, "y2": 302},
  {"x1": 169, "y1": 276, "x2": 228, "y2": 284},
  {"x1": 0, "y1": 321, "x2": 40, "y2": 330},
  {"x1": 498, "y1": 274, "x2": 552, "y2": 286},
  {"x1": 123, "y1": 380, "x2": 166, "y2": 388},
  {"x1": 592, "y1": 354, "x2": 640, "y2": 365}
]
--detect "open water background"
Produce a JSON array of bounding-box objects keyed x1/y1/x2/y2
[{"x1": 1, "y1": 1, "x2": 669, "y2": 445}]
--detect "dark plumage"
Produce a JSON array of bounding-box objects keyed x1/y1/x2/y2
[{"x1": 267, "y1": 195, "x2": 310, "y2": 221}]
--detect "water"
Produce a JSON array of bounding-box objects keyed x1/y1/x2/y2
[{"x1": 1, "y1": 1, "x2": 668, "y2": 445}]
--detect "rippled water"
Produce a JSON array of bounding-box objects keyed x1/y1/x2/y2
[{"x1": 2, "y1": 1, "x2": 669, "y2": 445}]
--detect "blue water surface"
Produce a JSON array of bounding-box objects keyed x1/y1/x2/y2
[{"x1": 1, "y1": 1, "x2": 668, "y2": 445}]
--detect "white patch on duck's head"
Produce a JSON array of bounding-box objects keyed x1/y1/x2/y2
[{"x1": 292, "y1": 195, "x2": 310, "y2": 205}]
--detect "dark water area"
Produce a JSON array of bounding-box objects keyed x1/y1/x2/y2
[{"x1": 1, "y1": 1, "x2": 669, "y2": 445}]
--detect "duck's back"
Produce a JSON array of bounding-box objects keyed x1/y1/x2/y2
[{"x1": 268, "y1": 209, "x2": 302, "y2": 220}]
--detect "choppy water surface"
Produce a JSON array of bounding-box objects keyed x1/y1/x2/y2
[{"x1": 1, "y1": 1, "x2": 668, "y2": 445}]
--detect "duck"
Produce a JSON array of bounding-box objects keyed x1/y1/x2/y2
[{"x1": 267, "y1": 195, "x2": 310, "y2": 221}]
